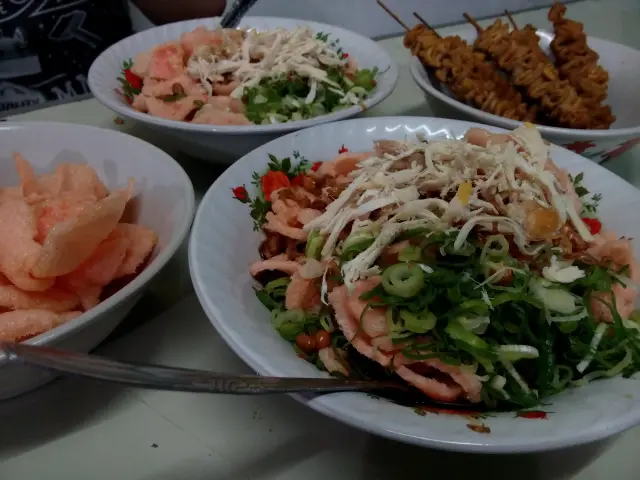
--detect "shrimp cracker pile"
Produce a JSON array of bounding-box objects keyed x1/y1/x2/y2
[{"x1": 0, "y1": 154, "x2": 158, "y2": 342}]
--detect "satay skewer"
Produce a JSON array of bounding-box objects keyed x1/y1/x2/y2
[
  {"x1": 412, "y1": 12, "x2": 440, "y2": 38},
  {"x1": 376, "y1": 0, "x2": 410, "y2": 31},
  {"x1": 463, "y1": 12, "x2": 483, "y2": 32},
  {"x1": 407, "y1": 11, "x2": 536, "y2": 121},
  {"x1": 376, "y1": 3, "x2": 535, "y2": 122},
  {"x1": 504, "y1": 10, "x2": 519, "y2": 30},
  {"x1": 504, "y1": 11, "x2": 549, "y2": 63},
  {"x1": 463, "y1": 11, "x2": 600, "y2": 129},
  {"x1": 547, "y1": 3, "x2": 611, "y2": 122}
]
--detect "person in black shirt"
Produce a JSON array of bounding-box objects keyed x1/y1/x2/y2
[{"x1": 0, "y1": 0, "x2": 226, "y2": 115}]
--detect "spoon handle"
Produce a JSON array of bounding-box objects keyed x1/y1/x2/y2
[
  {"x1": 0, "y1": 342, "x2": 393, "y2": 394},
  {"x1": 219, "y1": 0, "x2": 260, "y2": 29}
]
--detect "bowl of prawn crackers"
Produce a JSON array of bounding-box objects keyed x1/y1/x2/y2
[
  {"x1": 88, "y1": 16, "x2": 397, "y2": 162},
  {"x1": 190, "y1": 116, "x2": 640, "y2": 453},
  {"x1": 406, "y1": 3, "x2": 640, "y2": 163},
  {"x1": 0, "y1": 122, "x2": 195, "y2": 399}
]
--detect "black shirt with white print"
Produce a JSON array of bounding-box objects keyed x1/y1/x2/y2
[{"x1": 0, "y1": 0, "x2": 132, "y2": 115}]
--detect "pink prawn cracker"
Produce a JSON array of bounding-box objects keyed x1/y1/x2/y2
[{"x1": 0, "y1": 153, "x2": 158, "y2": 342}]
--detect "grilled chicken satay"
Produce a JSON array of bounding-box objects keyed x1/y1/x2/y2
[
  {"x1": 466, "y1": 16, "x2": 609, "y2": 129},
  {"x1": 511, "y1": 22, "x2": 549, "y2": 63},
  {"x1": 405, "y1": 25, "x2": 537, "y2": 122},
  {"x1": 548, "y1": 3, "x2": 614, "y2": 128}
]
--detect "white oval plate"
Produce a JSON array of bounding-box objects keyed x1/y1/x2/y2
[
  {"x1": 89, "y1": 16, "x2": 398, "y2": 135},
  {"x1": 189, "y1": 117, "x2": 640, "y2": 453}
]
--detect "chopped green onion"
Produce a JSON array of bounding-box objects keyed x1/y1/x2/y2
[
  {"x1": 490, "y1": 375, "x2": 506, "y2": 390},
  {"x1": 504, "y1": 322, "x2": 520, "y2": 334},
  {"x1": 622, "y1": 318, "x2": 640, "y2": 333},
  {"x1": 381, "y1": 263, "x2": 424, "y2": 298},
  {"x1": 418, "y1": 263, "x2": 434, "y2": 274},
  {"x1": 398, "y1": 246, "x2": 421, "y2": 262},
  {"x1": 551, "y1": 365, "x2": 574, "y2": 390},
  {"x1": 445, "y1": 319, "x2": 491, "y2": 355},
  {"x1": 397, "y1": 227, "x2": 429, "y2": 241},
  {"x1": 341, "y1": 232, "x2": 374, "y2": 262},
  {"x1": 530, "y1": 279, "x2": 577, "y2": 314},
  {"x1": 255, "y1": 289, "x2": 281, "y2": 310},
  {"x1": 343, "y1": 231, "x2": 374, "y2": 250},
  {"x1": 341, "y1": 240, "x2": 374, "y2": 262},
  {"x1": 264, "y1": 277, "x2": 290, "y2": 295},
  {"x1": 604, "y1": 347, "x2": 632, "y2": 377},
  {"x1": 556, "y1": 320, "x2": 579, "y2": 333},
  {"x1": 447, "y1": 239, "x2": 475, "y2": 256},
  {"x1": 457, "y1": 299, "x2": 490, "y2": 315},
  {"x1": 457, "y1": 315, "x2": 490, "y2": 334},
  {"x1": 547, "y1": 308, "x2": 588, "y2": 323},
  {"x1": 480, "y1": 235, "x2": 509, "y2": 263},
  {"x1": 319, "y1": 312, "x2": 334, "y2": 333},
  {"x1": 253, "y1": 94, "x2": 268, "y2": 105},
  {"x1": 272, "y1": 309, "x2": 306, "y2": 341},
  {"x1": 573, "y1": 348, "x2": 632, "y2": 387},
  {"x1": 490, "y1": 375, "x2": 510, "y2": 399},
  {"x1": 500, "y1": 358, "x2": 531, "y2": 394},
  {"x1": 399, "y1": 309, "x2": 437, "y2": 333},
  {"x1": 498, "y1": 345, "x2": 540, "y2": 362},
  {"x1": 576, "y1": 322, "x2": 609, "y2": 373},
  {"x1": 349, "y1": 86, "x2": 367, "y2": 97},
  {"x1": 353, "y1": 67, "x2": 378, "y2": 91},
  {"x1": 305, "y1": 230, "x2": 324, "y2": 260},
  {"x1": 269, "y1": 113, "x2": 288, "y2": 123}
]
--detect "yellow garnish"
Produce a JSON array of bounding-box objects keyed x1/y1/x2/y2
[
  {"x1": 456, "y1": 181, "x2": 473, "y2": 205},
  {"x1": 524, "y1": 122, "x2": 535, "y2": 128}
]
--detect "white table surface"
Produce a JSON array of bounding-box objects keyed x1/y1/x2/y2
[{"x1": 3, "y1": 1, "x2": 640, "y2": 478}]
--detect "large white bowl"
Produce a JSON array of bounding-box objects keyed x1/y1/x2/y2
[
  {"x1": 189, "y1": 116, "x2": 640, "y2": 454},
  {"x1": 409, "y1": 26, "x2": 640, "y2": 164},
  {"x1": 88, "y1": 16, "x2": 398, "y2": 163},
  {"x1": 0, "y1": 122, "x2": 195, "y2": 399}
]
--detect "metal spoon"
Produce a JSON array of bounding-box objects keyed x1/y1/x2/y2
[
  {"x1": 0, "y1": 341, "x2": 409, "y2": 395},
  {"x1": 0, "y1": 341, "x2": 478, "y2": 411},
  {"x1": 219, "y1": 0, "x2": 260, "y2": 29},
  {"x1": 0, "y1": 342, "x2": 482, "y2": 410}
]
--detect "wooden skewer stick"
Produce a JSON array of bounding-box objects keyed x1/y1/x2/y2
[
  {"x1": 463, "y1": 12, "x2": 484, "y2": 33},
  {"x1": 412, "y1": 12, "x2": 441, "y2": 38},
  {"x1": 376, "y1": 0, "x2": 409, "y2": 31},
  {"x1": 504, "y1": 10, "x2": 519, "y2": 30}
]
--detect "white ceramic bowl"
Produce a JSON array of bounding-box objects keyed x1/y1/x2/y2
[
  {"x1": 409, "y1": 25, "x2": 640, "y2": 164},
  {"x1": 88, "y1": 16, "x2": 398, "y2": 163},
  {"x1": 0, "y1": 122, "x2": 195, "y2": 400},
  {"x1": 189, "y1": 116, "x2": 640, "y2": 453}
]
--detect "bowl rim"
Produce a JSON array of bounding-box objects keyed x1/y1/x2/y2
[
  {"x1": 189, "y1": 115, "x2": 640, "y2": 453},
  {"x1": 0, "y1": 121, "x2": 196, "y2": 348},
  {"x1": 88, "y1": 16, "x2": 399, "y2": 136},
  {"x1": 408, "y1": 30, "x2": 640, "y2": 139}
]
